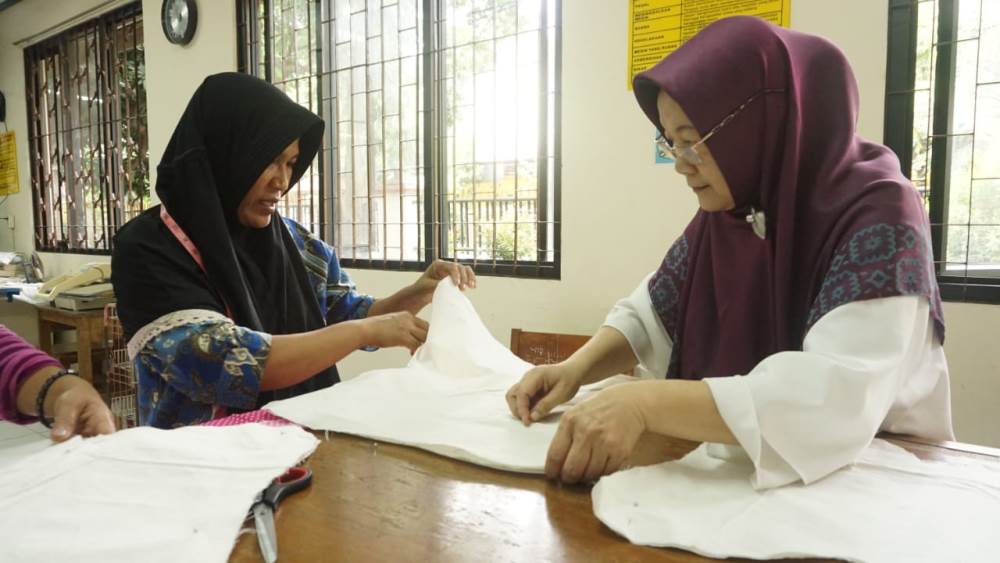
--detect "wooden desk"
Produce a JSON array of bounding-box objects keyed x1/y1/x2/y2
[
  {"x1": 33, "y1": 303, "x2": 106, "y2": 384},
  {"x1": 228, "y1": 433, "x2": 1000, "y2": 563}
]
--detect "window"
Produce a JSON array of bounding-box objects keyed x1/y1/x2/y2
[
  {"x1": 885, "y1": 0, "x2": 1000, "y2": 302},
  {"x1": 24, "y1": 3, "x2": 149, "y2": 254},
  {"x1": 237, "y1": 0, "x2": 560, "y2": 278},
  {"x1": 237, "y1": 0, "x2": 323, "y2": 234}
]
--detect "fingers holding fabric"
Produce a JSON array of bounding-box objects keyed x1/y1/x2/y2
[
  {"x1": 362, "y1": 311, "x2": 430, "y2": 353},
  {"x1": 543, "y1": 384, "x2": 646, "y2": 484},
  {"x1": 49, "y1": 377, "x2": 116, "y2": 442},
  {"x1": 505, "y1": 363, "x2": 584, "y2": 425}
]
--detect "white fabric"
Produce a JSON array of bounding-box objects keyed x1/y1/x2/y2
[
  {"x1": 603, "y1": 274, "x2": 954, "y2": 489},
  {"x1": 0, "y1": 424, "x2": 319, "y2": 563},
  {"x1": 707, "y1": 295, "x2": 953, "y2": 488},
  {"x1": 266, "y1": 279, "x2": 629, "y2": 473},
  {"x1": 0, "y1": 422, "x2": 49, "y2": 469},
  {"x1": 592, "y1": 439, "x2": 1000, "y2": 563}
]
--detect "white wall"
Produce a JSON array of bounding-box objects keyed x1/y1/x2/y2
[{"x1": 0, "y1": 0, "x2": 996, "y2": 446}]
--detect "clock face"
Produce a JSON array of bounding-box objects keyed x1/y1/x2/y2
[
  {"x1": 162, "y1": 0, "x2": 197, "y2": 45},
  {"x1": 167, "y1": 1, "x2": 188, "y2": 33}
]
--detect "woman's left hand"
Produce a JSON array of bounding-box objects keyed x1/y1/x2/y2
[
  {"x1": 545, "y1": 383, "x2": 647, "y2": 484},
  {"x1": 415, "y1": 259, "x2": 477, "y2": 293},
  {"x1": 373, "y1": 260, "x2": 477, "y2": 318}
]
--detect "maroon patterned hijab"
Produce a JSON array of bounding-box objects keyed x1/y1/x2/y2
[{"x1": 633, "y1": 16, "x2": 944, "y2": 380}]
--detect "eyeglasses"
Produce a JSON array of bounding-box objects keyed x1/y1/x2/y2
[{"x1": 655, "y1": 89, "x2": 784, "y2": 165}]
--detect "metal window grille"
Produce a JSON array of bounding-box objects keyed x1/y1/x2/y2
[
  {"x1": 24, "y1": 2, "x2": 149, "y2": 254},
  {"x1": 885, "y1": 0, "x2": 1000, "y2": 303},
  {"x1": 237, "y1": 0, "x2": 324, "y2": 234},
  {"x1": 237, "y1": 0, "x2": 561, "y2": 278}
]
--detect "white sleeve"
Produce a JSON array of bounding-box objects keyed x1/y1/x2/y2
[
  {"x1": 602, "y1": 273, "x2": 672, "y2": 379},
  {"x1": 705, "y1": 295, "x2": 937, "y2": 490}
]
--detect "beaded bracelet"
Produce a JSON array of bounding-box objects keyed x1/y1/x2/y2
[{"x1": 35, "y1": 369, "x2": 76, "y2": 428}]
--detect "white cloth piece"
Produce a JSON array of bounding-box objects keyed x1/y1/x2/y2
[
  {"x1": 603, "y1": 274, "x2": 953, "y2": 489},
  {"x1": 592, "y1": 439, "x2": 1000, "y2": 563},
  {"x1": 0, "y1": 424, "x2": 319, "y2": 563},
  {"x1": 266, "y1": 278, "x2": 629, "y2": 473},
  {"x1": 0, "y1": 422, "x2": 49, "y2": 469}
]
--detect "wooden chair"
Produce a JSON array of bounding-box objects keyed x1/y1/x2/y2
[
  {"x1": 510, "y1": 329, "x2": 634, "y2": 376},
  {"x1": 509, "y1": 329, "x2": 591, "y2": 366}
]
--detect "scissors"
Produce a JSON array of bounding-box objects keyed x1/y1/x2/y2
[{"x1": 252, "y1": 466, "x2": 313, "y2": 563}]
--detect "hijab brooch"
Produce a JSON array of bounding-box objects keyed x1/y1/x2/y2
[{"x1": 746, "y1": 207, "x2": 766, "y2": 240}]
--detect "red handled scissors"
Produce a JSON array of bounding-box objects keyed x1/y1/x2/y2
[{"x1": 252, "y1": 466, "x2": 313, "y2": 563}]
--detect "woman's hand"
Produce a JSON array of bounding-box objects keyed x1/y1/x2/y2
[
  {"x1": 360, "y1": 311, "x2": 429, "y2": 353},
  {"x1": 544, "y1": 383, "x2": 646, "y2": 484},
  {"x1": 505, "y1": 362, "x2": 585, "y2": 425},
  {"x1": 370, "y1": 260, "x2": 477, "y2": 318},
  {"x1": 46, "y1": 376, "x2": 116, "y2": 442},
  {"x1": 414, "y1": 260, "x2": 476, "y2": 294}
]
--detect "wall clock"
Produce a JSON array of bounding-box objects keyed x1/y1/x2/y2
[{"x1": 161, "y1": 0, "x2": 197, "y2": 46}]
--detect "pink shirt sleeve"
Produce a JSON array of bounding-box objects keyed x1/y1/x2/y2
[{"x1": 0, "y1": 325, "x2": 62, "y2": 423}]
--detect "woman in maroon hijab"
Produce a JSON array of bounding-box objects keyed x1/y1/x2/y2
[{"x1": 506, "y1": 16, "x2": 954, "y2": 488}]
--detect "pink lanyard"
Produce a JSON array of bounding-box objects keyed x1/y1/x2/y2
[
  {"x1": 159, "y1": 205, "x2": 233, "y2": 319},
  {"x1": 161, "y1": 206, "x2": 236, "y2": 420},
  {"x1": 160, "y1": 206, "x2": 206, "y2": 269}
]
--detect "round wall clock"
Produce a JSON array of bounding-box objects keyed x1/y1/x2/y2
[{"x1": 161, "y1": 0, "x2": 197, "y2": 46}]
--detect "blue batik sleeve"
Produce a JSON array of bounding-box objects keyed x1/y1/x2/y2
[
  {"x1": 325, "y1": 263, "x2": 375, "y2": 324},
  {"x1": 136, "y1": 321, "x2": 271, "y2": 410}
]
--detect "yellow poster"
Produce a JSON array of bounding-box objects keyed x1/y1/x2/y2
[
  {"x1": 628, "y1": 0, "x2": 792, "y2": 89},
  {"x1": 0, "y1": 131, "x2": 19, "y2": 196}
]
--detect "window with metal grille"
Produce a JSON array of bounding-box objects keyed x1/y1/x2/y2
[
  {"x1": 24, "y1": 3, "x2": 149, "y2": 254},
  {"x1": 237, "y1": 0, "x2": 560, "y2": 278},
  {"x1": 885, "y1": 0, "x2": 1000, "y2": 303}
]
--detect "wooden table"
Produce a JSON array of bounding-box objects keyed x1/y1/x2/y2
[
  {"x1": 33, "y1": 302, "x2": 106, "y2": 384},
  {"x1": 228, "y1": 432, "x2": 1000, "y2": 563}
]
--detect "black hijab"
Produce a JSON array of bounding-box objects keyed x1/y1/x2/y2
[{"x1": 112, "y1": 72, "x2": 334, "y2": 405}]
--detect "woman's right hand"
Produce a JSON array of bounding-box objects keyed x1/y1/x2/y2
[
  {"x1": 47, "y1": 376, "x2": 116, "y2": 442},
  {"x1": 360, "y1": 312, "x2": 429, "y2": 353},
  {"x1": 505, "y1": 362, "x2": 585, "y2": 425}
]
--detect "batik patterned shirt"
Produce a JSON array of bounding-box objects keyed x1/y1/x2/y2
[{"x1": 130, "y1": 217, "x2": 373, "y2": 428}]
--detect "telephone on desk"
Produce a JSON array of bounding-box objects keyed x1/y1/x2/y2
[{"x1": 37, "y1": 262, "x2": 112, "y2": 301}]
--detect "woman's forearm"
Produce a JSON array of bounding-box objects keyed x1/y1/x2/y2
[
  {"x1": 565, "y1": 326, "x2": 640, "y2": 385},
  {"x1": 260, "y1": 320, "x2": 367, "y2": 390},
  {"x1": 368, "y1": 284, "x2": 428, "y2": 317},
  {"x1": 634, "y1": 379, "x2": 737, "y2": 444}
]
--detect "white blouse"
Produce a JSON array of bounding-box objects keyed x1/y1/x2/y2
[{"x1": 603, "y1": 273, "x2": 955, "y2": 489}]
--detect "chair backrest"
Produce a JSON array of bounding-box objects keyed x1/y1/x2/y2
[{"x1": 509, "y1": 329, "x2": 591, "y2": 366}]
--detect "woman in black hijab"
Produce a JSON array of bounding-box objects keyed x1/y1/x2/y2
[{"x1": 112, "y1": 73, "x2": 474, "y2": 428}]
